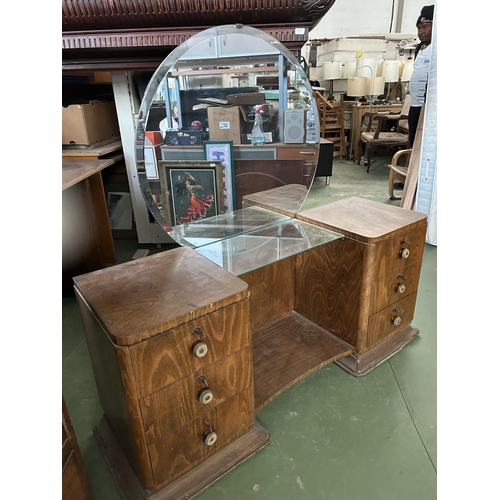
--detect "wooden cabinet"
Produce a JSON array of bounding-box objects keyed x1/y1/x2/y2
[
  {"x1": 74, "y1": 197, "x2": 427, "y2": 497},
  {"x1": 73, "y1": 247, "x2": 269, "y2": 498},
  {"x1": 62, "y1": 398, "x2": 95, "y2": 500},
  {"x1": 296, "y1": 196, "x2": 427, "y2": 375}
]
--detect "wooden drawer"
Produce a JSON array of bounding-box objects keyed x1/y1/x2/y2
[
  {"x1": 371, "y1": 226, "x2": 426, "y2": 278},
  {"x1": 140, "y1": 347, "x2": 253, "y2": 444},
  {"x1": 369, "y1": 260, "x2": 421, "y2": 315},
  {"x1": 277, "y1": 146, "x2": 317, "y2": 184},
  {"x1": 130, "y1": 300, "x2": 250, "y2": 398},
  {"x1": 366, "y1": 292, "x2": 418, "y2": 349},
  {"x1": 149, "y1": 387, "x2": 254, "y2": 488},
  {"x1": 277, "y1": 146, "x2": 318, "y2": 160}
]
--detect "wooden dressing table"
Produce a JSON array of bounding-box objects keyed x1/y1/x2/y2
[{"x1": 74, "y1": 197, "x2": 427, "y2": 499}]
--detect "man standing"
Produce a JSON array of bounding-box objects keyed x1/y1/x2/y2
[{"x1": 408, "y1": 5, "x2": 434, "y2": 147}]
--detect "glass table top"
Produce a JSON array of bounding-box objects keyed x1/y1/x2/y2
[
  {"x1": 168, "y1": 206, "x2": 291, "y2": 248},
  {"x1": 195, "y1": 218, "x2": 344, "y2": 276}
]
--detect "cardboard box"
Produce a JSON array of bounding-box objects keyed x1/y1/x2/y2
[
  {"x1": 226, "y1": 93, "x2": 266, "y2": 105},
  {"x1": 62, "y1": 100, "x2": 120, "y2": 145},
  {"x1": 207, "y1": 106, "x2": 243, "y2": 144}
]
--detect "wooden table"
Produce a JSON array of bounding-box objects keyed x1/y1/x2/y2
[
  {"x1": 350, "y1": 103, "x2": 403, "y2": 161},
  {"x1": 62, "y1": 140, "x2": 123, "y2": 296}
]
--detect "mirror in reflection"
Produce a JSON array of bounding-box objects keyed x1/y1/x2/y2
[{"x1": 136, "y1": 24, "x2": 320, "y2": 246}]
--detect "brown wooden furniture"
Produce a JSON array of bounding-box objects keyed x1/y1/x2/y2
[
  {"x1": 357, "y1": 111, "x2": 409, "y2": 173},
  {"x1": 387, "y1": 149, "x2": 411, "y2": 200},
  {"x1": 62, "y1": 140, "x2": 123, "y2": 296},
  {"x1": 159, "y1": 142, "x2": 320, "y2": 209},
  {"x1": 296, "y1": 197, "x2": 427, "y2": 375},
  {"x1": 315, "y1": 92, "x2": 347, "y2": 157},
  {"x1": 74, "y1": 196, "x2": 427, "y2": 498},
  {"x1": 63, "y1": 397, "x2": 95, "y2": 500},
  {"x1": 350, "y1": 103, "x2": 403, "y2": 163},
  {"x1": 62, "y1": 1, "x2": 336, "y2": 71}
]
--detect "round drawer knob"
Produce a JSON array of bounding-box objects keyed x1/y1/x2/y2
[
  {"x1": 396, "y1": 283, "x2": 406, "y2": 294},
  {"x1": 198, "y1": 388, "x2": 214, "y2": 405},
  {"x1": 392, "y1": 316, "x2": 402, "y2": 326},
  {"x1": 399, "y1": 248, "x2": 410, "y2": 259},
  {"x1": 192, "y1": 341, "x2": 208, "y2": 358},
  {"x1": 204, "y1": 431, "x2": 218, "y2": 446}
]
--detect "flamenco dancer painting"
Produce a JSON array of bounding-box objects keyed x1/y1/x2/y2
[{"x1": 173, "y1": 171, "x2": 215, "y2": 224}]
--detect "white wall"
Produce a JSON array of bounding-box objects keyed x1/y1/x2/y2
[{"x1": 309, "y1": 0, "x2": 429, "y2": 39}]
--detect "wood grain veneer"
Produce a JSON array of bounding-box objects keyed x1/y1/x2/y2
[
  {"x1": 140, "y1": 347, "x2": 253, "y2": 444},
  {"x1": 73, "y1": 246, "x2": 249, "y2": 346}
]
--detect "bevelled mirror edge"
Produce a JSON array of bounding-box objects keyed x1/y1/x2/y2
[{"x1": 135, "y1": 24, "x2": 320, "y2": 247}]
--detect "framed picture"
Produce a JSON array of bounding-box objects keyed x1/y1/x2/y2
[
  {"x1": 203, "y1": 140, "x2": 236, "y2": 212},
  {"x1": 158, "y1": 160, "x2": 224, "y2": 226}
]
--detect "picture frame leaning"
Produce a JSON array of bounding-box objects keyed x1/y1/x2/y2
[
  {"x1": 203, "y1": 140, "x2": 236, "y2": 212},
  {"x1": 158, "y1": 160, "x2": 224, "y2": 227}
]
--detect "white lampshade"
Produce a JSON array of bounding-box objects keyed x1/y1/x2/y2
[
  {"x1": 323, "y1": 61, "x2": 342, "y2": 80},
  {"x1": 355, "y1": 58, "x2": 380, "y2": 78},
  {"x1": 342, "y1": 61, "x2": 356, "y2": 79},
  {"x1": 366, "y1": 76, "x2": 386, "y2": 96},
  {"x1": 309, "y1": 67, "x2": 323, "y2": 81},
  {"x1": 347, "y1": 77, "x2": 368, "y2": 97},
  {"x1": 381, "y1": 60, "x2": 399, "y2": 83},
  {"x1": 398, "y1": 60, "x2": 405, "y2": 78},
  {"x1": 401, "y1": 60, "x2": 414, "y2": 82}
]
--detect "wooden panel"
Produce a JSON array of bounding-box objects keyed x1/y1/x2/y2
[
  {"x1": 252, "y1": 312, "x2": 353, "y2": 412},
  {"x1": 75, "y1": 289, "x2": 156, "y2": 489},
  {"x1": 62, "y1": 398, "x2": 95, "y2": 500},
  {"x1": 369, "y1": 260, "x2": 421, "y2": 315},
  {"x1": 335, "y1": 325, "x2": 419, "y2": 376},
  {"x1": 240, "y1": 259, "x2": 294, "y2": 331},
  {"x1": 130, "y1": 300, "x2": 250, "y2": 398},
  {"x1": 296, "y1": 196, "x2": 427, "y2": 244},
  {"x1": 367, "y1": 225, "x2": 427, "y2": 276},
  {"x1": 276, "y1": 146, "x2": 318, "y2": 160},
  {"x1": 63, "y1": 452, "x2": 92, "y2": 500},
  {"x1": 63, "y1": 179, "x2": 103, "y2": 296},
  {"x1": 234, "y1": 159, "x2": 304, "y2": 209},
  {"x1": 94, "y1": 416, "x2": 270, "y2": 500},
  {"x1": 141, "y1": 348, "x2": 253, "y2": 444},
  {"x1": 294, "y1": 239, "x2": 366, "y2": 347},
  {"x1": 73, "y1": 246, "x2": 249, "y2": 346},
  {"x1": 149, "y1": 388, "x2": 255, "y2": 488},
  {"x1": 366, "y1": 292, "x2": 418, "y2": 349}
]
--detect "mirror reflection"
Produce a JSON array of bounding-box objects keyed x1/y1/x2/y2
[{"x1": 136, "y1": 25, "x2": 320, "y2": 247}]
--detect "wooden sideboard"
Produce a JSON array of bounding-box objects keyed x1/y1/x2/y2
[{"x1": 74, "y1": 196, "x2": 427, "y2": 499}]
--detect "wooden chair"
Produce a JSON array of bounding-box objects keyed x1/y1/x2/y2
[
  {"x1": 314, "y1": 91, "x2": 347, "y2": 157},
  {"x1": 357, "y1": 94, "x2": 410, "y2": 173},
  {"x1": 387, "y1": 148, "x2": 411, "y2": 200}
]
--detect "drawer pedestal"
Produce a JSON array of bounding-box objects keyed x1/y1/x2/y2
[
  {"x1": 334, "y1": 324, "x2": 419, "y2": 376},
  {"x1": 94, "y1": 416, "x2": 269, "y2": 500}
]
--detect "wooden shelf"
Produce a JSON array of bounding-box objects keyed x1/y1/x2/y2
[{"x1": 252, "y1": 311, "x2": 354, "y2": 412}]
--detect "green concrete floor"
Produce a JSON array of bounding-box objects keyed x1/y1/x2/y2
[{"x1": 62, "y1": 154, "x2": 437, "y2": 500}]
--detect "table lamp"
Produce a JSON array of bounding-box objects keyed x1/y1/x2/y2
[
  {"x1": 322, "y1": 61, "x2": 342, "y2": 101},
  {"x1": 400, "y1": 60, "x2": 414, "y2": 82},
  {"x1": 381, "y1": 60, "x2": 400, "y2": 102},
  {"x1": 347, "y1": 76, "x2": 368, "y2": 103}
]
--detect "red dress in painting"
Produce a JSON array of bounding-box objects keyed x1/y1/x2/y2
[{"x1": 176, "y1": 187, "x2": 214, "y2": 224}]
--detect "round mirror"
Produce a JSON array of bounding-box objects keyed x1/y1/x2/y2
[{"x1": 135, "y1": 24, "x2": 320, "y2": 247}]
